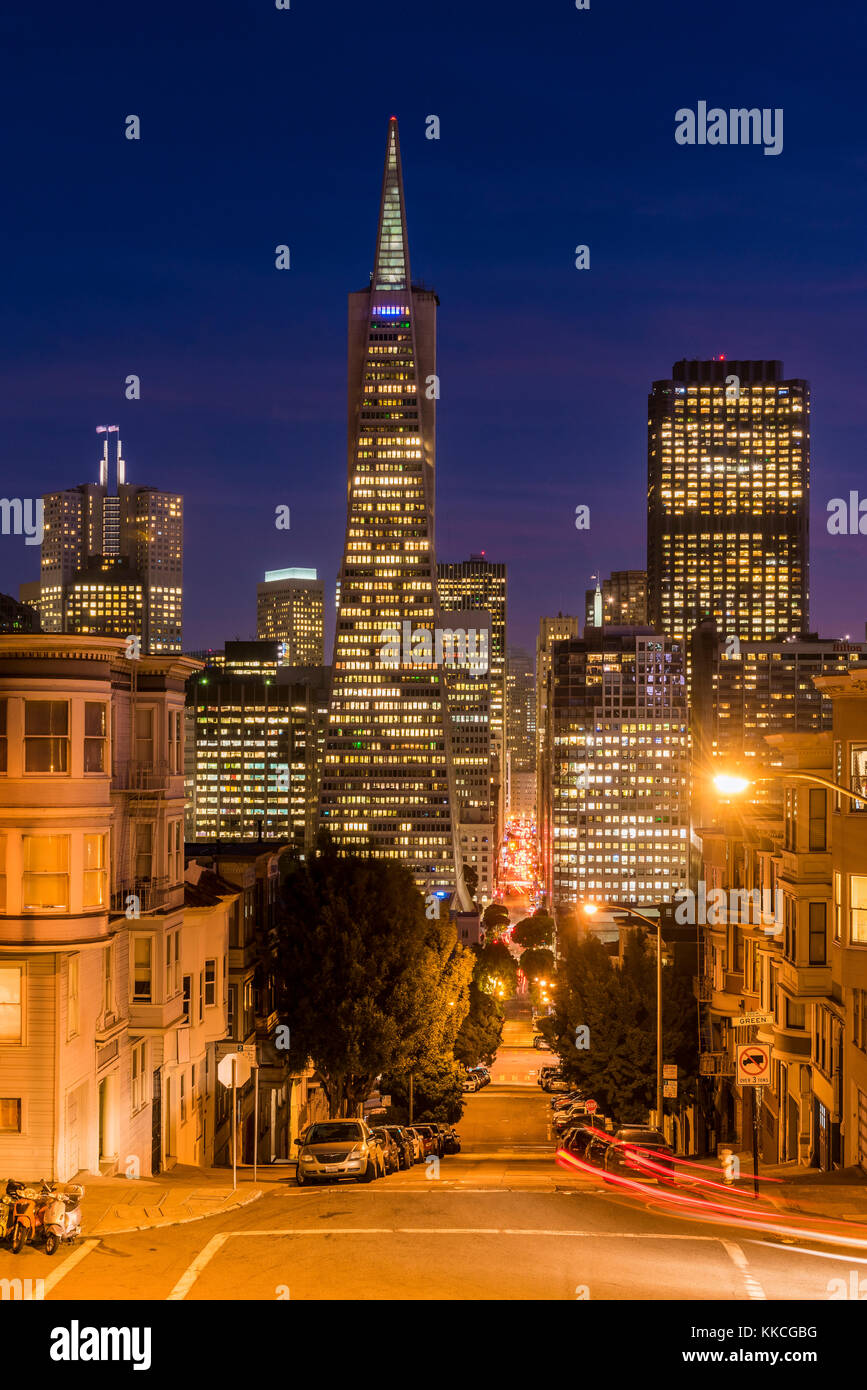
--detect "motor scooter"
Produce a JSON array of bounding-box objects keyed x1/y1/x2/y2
[
  {"x1": 0, "y1": 1190, "x2": 17, "y2": 1248},
  {"x1": 6, "y1": 1179, "x2": 49, "y2": 1255},
  {"x1": 40, "y1": 1184, "x2": 84, "y2": 1255}
]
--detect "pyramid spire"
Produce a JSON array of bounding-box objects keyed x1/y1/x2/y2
[{"x1": 373, "y1": 118, "x2": 410, "y2": 292}]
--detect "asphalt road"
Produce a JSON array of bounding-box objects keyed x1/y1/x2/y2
[{"x1": 4, "y1": 1023, "x2": 866, "y2": 1301}]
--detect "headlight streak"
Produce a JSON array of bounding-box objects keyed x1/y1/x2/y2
[{"x1": 555, "y1": 1147, "x2": 867, "y2": 1250}]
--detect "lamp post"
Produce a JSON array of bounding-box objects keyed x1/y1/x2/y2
[
  {"x1": 713, "y1": 769, "x2": 866, "y2": 805},
  {"x1": 582, "y1": 899, "x2": 664, "y2": 1130}
]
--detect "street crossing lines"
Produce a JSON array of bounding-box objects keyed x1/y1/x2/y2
[
  {"x1": 41, "y1": 1238, "x2": 100, "y2": 1296},
  {"x1": 721, "y1": 1240, "x2": 768, "y2": 1300}
]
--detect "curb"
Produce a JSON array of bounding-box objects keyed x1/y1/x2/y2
[{"x1": 90, "y1": 1184, "x2": 264, "y2": 1237}]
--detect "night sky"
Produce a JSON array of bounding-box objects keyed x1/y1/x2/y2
[{"x1": 2, "y1": 0, "x2": 866, "y2": 656}]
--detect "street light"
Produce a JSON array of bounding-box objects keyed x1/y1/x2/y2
[
  {"x1": 581, "y1": 898, "x2": 664, "y2": 1130},
  {"x1": 713, "y1": 768, "x2": 866, "y2": 805}
]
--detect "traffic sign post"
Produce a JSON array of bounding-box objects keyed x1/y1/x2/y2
[
  {"x1": 663, "y1": 1080, "x2": 677, "y2": 1099},
  {"x1": 737, "y1": 1043, "x2": 771, "y2": 1086},
  {"x1": 217, "y1": 1049, "x2": 257, "y2": 1190}
]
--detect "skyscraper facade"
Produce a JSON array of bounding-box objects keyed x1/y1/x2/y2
[
  {"x1": 543, "y1": 628, "x2": 690, "y2": 908},
  {"x1": 40, "y1": 430, "x2": 183, "y2": 652},
  {"x1": 318, "y1": 119, "x2": 465, "y2": 898},
  {"x1": 584, "y1": 570, "x2": 648, "y2": 629},
  {"x1": 506, "y1": 645, "x2": 536, "y2": 819},
  {"x1": 256, "y1": 568, "x2": 324, "y2": 665},
  {"x1": 647, "y1": 359, "x2": 809, "y2": 658},
  {"x1": 536, "y1": 614, "x2": 581, "y2": 868}
]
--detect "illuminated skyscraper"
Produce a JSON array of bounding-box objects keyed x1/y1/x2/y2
[
  {"x1": 39, "y1": 430, "x2": 183, "y2": 652},
  {"x1": 257, "y1": 568, "x2": 324, "y2": 665},
  {"x1": 584, "y1": 570, "x2": 647, "y2": 629},
  {"x1": 647, "y1": 359, "x2": 809, "y2": 661},
  {"x1": 318, "y1": 119, "x2": 465, "y2": 898}
]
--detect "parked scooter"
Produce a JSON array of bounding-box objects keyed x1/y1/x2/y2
[
  {"x1": 40, "y1": 1183, "x2": 84, "y2": 1255},
  {"x1": 0, "y1": 1189, "x2": 17, "y2": 1248},
  {"x1": 6, "y1": 1179, "x2": 50, "y2": 1255}
]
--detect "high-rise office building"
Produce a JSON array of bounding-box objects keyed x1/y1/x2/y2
[
  {"x1": 690, "y1": 621, "x2": 866, "y2": 821},
  {"x1": 257, "y1": 568, "x2": 324, "y2": 665},
  {"x1": 543, "y1": 627, "x2": 689, "y2": 908},
  {"x1": 506, "y1": 645, "x2": 536, "y2": 819},
  {"x1": 647, "y1": 359, "x2": 809, "y2": 660},
  {"x1": 318, "y1": 118, "x2": 465, "y2": 899},
  {"x1": 39, "y1": 429, "x2": 183, "y2": 652},
  {"x1": 437, "y1": 555, "x2": 507, "y2": 843},
  {"x1": 0, "y1": 592, "x2": 41, "y2": 634},
  {"x1": 536, "y1": 614, "x2": 581, "y2": 867},
  {"x1": 186, "y1": 643, "x2": 330, "y2": 853},
  {"x1": 584, "y1": 570, "x2": 648, "y2": 629}
]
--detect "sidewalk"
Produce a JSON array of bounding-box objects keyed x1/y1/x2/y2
[
  {"x1": 724, "y1": 1153, "x2": 867, "y2": 1221},
  {"x1": 77, "y1": 1164, "x2": 289, "y2": 1236}
]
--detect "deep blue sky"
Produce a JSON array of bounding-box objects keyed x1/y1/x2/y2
[{"x1": 2, "y1": 0, "x2": 866, "y2": 655}]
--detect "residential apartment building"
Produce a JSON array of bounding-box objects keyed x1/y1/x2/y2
[{"x1": 0, "y1": 634, "x2": 209, "y2": 1180}]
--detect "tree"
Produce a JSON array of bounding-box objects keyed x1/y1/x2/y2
[
  {"x1": 273, "y1": 852, "x2": 473, "y2": 1116},
  {"x1": 383, "y1": 1054, "x2": 466, "y2": 1124},
  {"x1": 512, "y1": 911, "x2": 555, "y2": 950},
  {"x1": 472, "y1": 939, "x2": 518, "y2": 998},
  {"x1": 454, "y1": 982, "x2": 504, "y2": 1068},
  {"x1": 482, "y1": 902, "x2": 510, "y2": 940},
  {"x1": 540, "y1": 929, "x2": 697, "y2": 1123},
  {"x1": 518, "y1": 947, "x2": 555, "y2": 985}
]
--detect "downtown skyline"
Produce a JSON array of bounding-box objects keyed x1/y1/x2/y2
[{"x1": 1, "y1": 1, "x2": 866, "y2": 658}]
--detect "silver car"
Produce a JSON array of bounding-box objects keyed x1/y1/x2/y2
[{"x1": 295, "y1": 1119, "x2": 383, "y2": 1185}]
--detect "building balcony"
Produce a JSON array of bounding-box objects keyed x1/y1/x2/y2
[
  {"x1": 110, "y1": 877, "x2": 181, "y2": 916},
  {"x1": 112, "y1": 760, "x2": 183, "y2": 796},
  {"x1": 129, "y1": 996, "x2": 188, "y2": 1034},
  {"x1": 771, "y1": 1028, "x2": 812, "y2": 1062},
  {"x1": 699, "y1": 1052, "x2": 735, "y2": 1077}
]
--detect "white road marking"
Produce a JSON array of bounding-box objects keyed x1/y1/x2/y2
[
  {"x1": 166, "y1": 1232, "x2": 231, "y2": 1301},
  {"x1": 746, "y1": 1240, "x2": 867, "y2": 1265},
  {"x1": 721, "y1": 1239, "x2": 767, "y2": 1300},
  {"x1": 42, "y1": 1238, "x2": 100, "y2": 1296}
]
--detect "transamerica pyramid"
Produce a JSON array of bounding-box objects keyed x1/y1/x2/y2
[{"x1": 318, "y1": 118, "x2": 468, "y2": 904}]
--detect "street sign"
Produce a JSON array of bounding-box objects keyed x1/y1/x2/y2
[
  {"x1": 663, "y1": 1081, "x2": 678, "y2": 1098},
  {"x1": 585, "y1": 1099, "x2": 598, "y2": 1114},
  {"x1": 663, "y1": 1064, "x2": 677, "y2": 1080},
  {"x1": 733, "y1": 1012, "x2": 774, "y2": 1028},
  {"x1": 215, "y1": 1042, "x2": 258, "y2": 1065},
  {"x1": 737, "y1": 1042, "x2": 771, "y2": 1086},
  {"x1": 218, "y1": 1052, "x2": 253, "y2": 1089}
]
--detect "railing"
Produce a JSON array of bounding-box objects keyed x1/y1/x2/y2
[
  {"x1": 110, "y1": 877, "x2": 172, "y2": 915},
  {"x1": 112, "y1": 760, "x2": 174, "y2": 793},
  {"x1": 695, "y1": 974, "x2": 713, "y2": 1003},
  {"x1": 699, "y1": 1052, "x2": 735, "y2": 1077}
]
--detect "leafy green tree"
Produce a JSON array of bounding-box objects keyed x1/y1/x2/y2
[
  {"x1": 472, "y1": 939, "x2": 518, "y2": 998},
  {"x1": 274, "y1": 851, "x2": 473, "y2": 1116},
  {"x1": 454, "y1": 982, "x2": 504, "y2": 1068},
  {"x1": 482, "y1": 902, "x2": 510, "y2": 940}
]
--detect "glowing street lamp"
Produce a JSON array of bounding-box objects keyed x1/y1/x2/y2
[{"x1": 713, "y1": 767, "x2": 866, "y2": 804}]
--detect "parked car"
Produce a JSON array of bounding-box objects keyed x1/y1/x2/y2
[
  {"x1": 371, "y1": 1126, "x2": 401, "y2": 1174},
  {"x1": 603, "y1": 1127, "x2": 675, "y2": 1184},
  {"x1": 533, "y1": 1034, "x2": 552, "y2": 1051},
  {"x1": 550, "y1": 1089, "x2": 584, "y2": 1111},
  {"x1": 537, "y1": 1065, "x2": 558, "y2": 1089},
  {"x1": 462, "y1": 1074, "x2": 481, "y2": 1093},
  {"x1": 403, "y1": 1127, "x2": 426, "y2": 1164},
  {"x1": 295, "y1": 1120, "x2": 383, "y2": 1185},
  {"x1": 384, "y1": 1125, "x2": 414, "y2": 1171},
  {"x1": 559, "y1": 1125, "x2": 601, "y2": 1160},
  {"x1": 553, "y1": 1102, "x2": 589, "y2": 1136},
  {"x1": 428, "y1": 1122, "x2": 454, "y2": 1154},
  {"x1": 468, "y1": 1066, "x2": 491, "y2": 1088},
  {"x1": 411, "y1": 1123, "x2": 442, "y2": 1158}
]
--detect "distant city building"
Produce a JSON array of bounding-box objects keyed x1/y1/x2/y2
[
  {"x1": 506, "y1": 645, "x2": 536, "y2": 819},
  {"x1": 536, "y1": 614, "x2": 581, "y2": 871},
  {"x1": 440, "y1": 609, "x2": 492, "y2": 815},
  {"x1": 691, "y1": 622, "x2": 866, "y2": 821},
  {"x1": 257, "y1": 568, "x2": 324, "y2": 666},
  {"x1": 584, "y1": 570, "x2": 647, "y2": 629},
  {"x1": 319, "y1": 118, "x2": 466, "y2": 900},
  {"x1": 543, "y1": 627, "x2": 690, "y2": 908},
  {"x1": 647, "y1": 359, "x2": 809, "y2": 665},
  {"x1": 457, "y1": 807, "x2": 495, "y2": 903},
  {"x1": 438, "y1": 555, "x2": 507, "y2": 844},
  {"x1": 186, "y1": 646, "x2": 330, "y2": 854},
  {"x1": 39, "y1": 429, "x2": 182, "y2": 652},
  {"x1": 0, "y1": 591, "x2": 40, "y2": 634}
]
